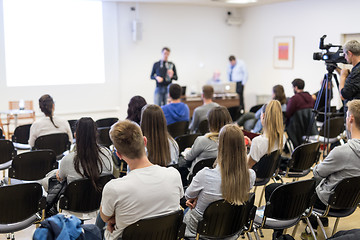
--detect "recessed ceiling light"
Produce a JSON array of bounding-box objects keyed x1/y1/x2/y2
[{"x1": 226, "y1": 0, "x2": 257, "y2": 4}]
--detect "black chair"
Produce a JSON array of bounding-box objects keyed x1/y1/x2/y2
[
  {"x1": 167, "y1": 121, "x2": 189, "y2": 138},
  {"x1": 175, "y1": 133, "x2": 200, "y2": 154},
  {"x1": 0, "y1": 139, "x2": 16, "y2": 179},
  {"x1": 253, "y1": 179, "x2": 317, "y2": 239},
  {"x1": 0, "y1": 183, "x2": 46, "y2": 238},
  {"x1": 227, "y1": 106, "x2": 241, "y2": 122},
  {"x1": 279, "y1": 142, "x2": 320, "y2": 181},
  {"x1": 309, "y1": 117, "x2": 345, "y2": 145},
  {"x1": 95, "y1": 117, "x2": 118, "y2": 128},
  {"x1": 312, "y1": 176, "x2": 360, "y2": 238},
  {"x1": 97, "y1": 127, "x2": 112, "y2": 149},
  {"x1": 59, "y1": 174, "x2": 114, "y2": 215},
  {"x1": 34, "y1": 133, "x2": 71, "y2": 159},
  {"x1": 122, "y1": 210, "x2": 184, "y2": 240},
  {"x1": 249, "y1": 104, "x2": 263, "y2": 113},
  {"x1": 243, "y1": 118, "x2": 257, "y2": 131},
  {"x1": 11, "y1": 124, "x2": 31, "y2": 150},
  {"x1": 67, "y1": 119, "x2": 78, "y2": 140},
  {"x1": 194, "y1": 193, "x2": 256, "y2": 240},
  {"x1": 188, "y1": 158, "x2": 216, "y2": 183},
  {"x1": 251, "y1": 150, "x2": 281, "y2": 206},
  {"x1": 197, "y1": 119, "x2": 209, "y2": 135},
  {"x1": 8, "y1": 150, "x2": 57, "y2": 184}
]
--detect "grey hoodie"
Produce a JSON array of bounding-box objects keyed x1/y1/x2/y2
[{"x1": 313, "y1": 139, "x2": 360, "y2": 204}]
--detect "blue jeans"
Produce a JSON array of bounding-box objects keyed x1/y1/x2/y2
[{"x1": 154, "y1": 86, "x2": 168, "y2": 106}]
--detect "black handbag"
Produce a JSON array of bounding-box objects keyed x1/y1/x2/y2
[{"x1": 46, "y1": 175, "x2": 67, "y2": 218}]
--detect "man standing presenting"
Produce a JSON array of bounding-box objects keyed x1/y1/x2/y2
[
  {"x1": 340, "y1": 40, "x2": 360, "y2": 105},
  {"x1": 151, "y1": 47, "x2": 178, "y2": 106},
  {"x1": 228, "y1": 55, "x2": 248, "y2": 112},
  {"x1": 100, "y1": 120, "x2": 183, "y2": 240}
]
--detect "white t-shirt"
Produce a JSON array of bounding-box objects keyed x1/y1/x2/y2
[
  {"x1": 248, "y1": 134, "x2": 285, "y2": 162},
  {"x1": 28, "y1": 116, "x2": 73, "y2": 147},
  {"x1": 101, "y1": 165, "x2": 184, "y2": 240}
]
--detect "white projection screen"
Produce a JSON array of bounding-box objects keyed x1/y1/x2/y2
[{"x1": 3, "y1": 0, "x2": 105, "y2": 87}]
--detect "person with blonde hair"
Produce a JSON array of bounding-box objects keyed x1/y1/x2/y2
[
  {"x1": 140, "y1": 104, "x2": 179, "y2": 166},
  {"x1": 183, "y1": 124, "x2": 256, "y2": 238},
  {"x1": 248, "y1": 100, "x2": 285, "y2": 168}
]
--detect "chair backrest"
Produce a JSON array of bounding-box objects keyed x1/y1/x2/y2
[
  {"x1": 249, "y1": 104, "x2": 263, "y2": 113},
  {"x1": 97, "y1": 127, "x2": 112, "y2": 148},
  {"x1": 0, "y1": 183, "x2": 45, "y2": 224},
  {"x1": 67, "y1": 119, "x2": 78, "y2": 139},
  {"x1": 319, "y1": 117, "x2": 345, "y2": 139},
  {"x1": 189, "y1": 158, "x2": 216, "y2": 183},
  {"x1": 265, "y1": 179, "x2": 316, "y2": 220},
  {"x1": 227, "y1": 106, "x2": 241, "y2": 122},
  {"x1": 167, "y1": 121, "x2": 189, "y2": 138},
  {"x1": 328, "y1": 176, "x2": 360, "y2": 209},
  {"x1": 175, "y1": 133, "x2": 200, "y2": 153},
  {"x1": 243, "y1": 118, "x2": 257, "y2": 131},
  {"x1": 197, "y1": 193, "x2": 256, "y2": 238},
  {"x1": 12, "y1": 124, "x2": 31, "y2": 144},
  {"x1": 34, "y1": 133, "x2": 70, "y2": 156},
  {"x1": 9, "y1": 150, "x2": 57, "y2": 181},
  {"x1": 95, "y1": 118, "x2": 119, "y2": 128},
  {"x1": 59, "y1": 174, "x2": 114, "y2": 213},
  {"x1": 0, "y1": 139, "x2": 16, "y2": 165},
  {"x1": 197, "y1": 119, "x2": 209, "y2": 135},
  {"x1": 252, "y1": 150, "x2": 281, "y2": 179},
  {"x1": 290, "y1": 141, "x2": 320, "y2": 171},
  {"x1": 122, "y1": 210, "x2": 184, "y2": 240}
]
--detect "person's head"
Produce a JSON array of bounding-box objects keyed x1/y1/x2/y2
[
  {"x1": 140, "y1": 104, "x2": 171, "y2": 166},
  {"x1": 343, "y1": 40, "x2": 360, "y2": 65},
  {"x1": 217, "y1": 124, "x2": 249, "y2": 205},
  {"x1": 110, "y1": 120, "x2": 146, "y2": 160},
  {"x1": 292, "y1": 78, "x2": 305, "y2": 94},
  {"x1": 74, "y1": 117, "x2": 103, "y2": 190},
  {"x1": 261, "y1": 100, "x2": 284, "y2": 154},
  {"x1": 346, "y1": 100, "x2": 360, "y2": 135},
  {"x1": 207, "y1": 106, "x2": 233, "y2": 133},
  {"x1": 39, "y1": 94, "x2": 57, "y2": 128},
  {"x1": 272, "y1": 85, "x2": 286, "y2": 105},
  {"x1": 202, "y1": 85, "x2": 214, "y2": 100},
  {"x1": 126, "y1": 95, "x2": 147, "y2": 124},
  {"x1": 161, "y1": 47, "x2": 170, "y2": 61},
  {"x1": 168, "y1": 83, "x2": 182, "y2": 100},
  {"x1": 229, "y1": 55, "x2": 236, "y2": 66}
]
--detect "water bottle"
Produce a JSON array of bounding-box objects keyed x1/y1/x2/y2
[{"x1": 19, "y1": 99, "x2": 25, "y2": 110}]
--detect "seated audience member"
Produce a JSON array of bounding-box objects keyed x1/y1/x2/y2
[
  {"x1": 100, "y1": 120, "x2": 183, "y2": 240},
  {"x1": 140, "y1": 104, "x2": 179, "y2": 166},
  {"x1": 188, "y1": 85, "x2": 219, "y2": 133},
  {"x1": 247, "y1": 100, "x2": 285, "y2": 169},
  {"x1": 286, "y1": 78, "x2": 315, "y2": 120},
  {"x1": 126, "y1": 95, "x2": 147, "y2": 125},
  {"x1": 183, "y1": 106, "x2": 232, "y2": 176},
  {"x1": 29, "y1": 94, "x2": 73, "y2": 147},
  {"x1": 161, "y1": 83, "x2": 190, "y2": 125},
  {"x1": 251, "y1": 84, "x2": 287, "y2": 133},
  {"x1": 183, "y1": 124, "x2": 256, "y2": 238}
]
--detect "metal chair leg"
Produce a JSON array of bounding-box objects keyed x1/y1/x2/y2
[
  {"x1": 246, "y1": 232, "x2": 253, "y2": 240},
  {"x1": 316, "y1": 215, "x2": 327, "y2": 239},
  {"x1": 332, "y1": 218, "x2": 340, "y2": 236},
  {"x1": 259, "y1": 228, "x2": 264, "y2": 238},
  {"x1": 305, "y1": 217, "x2": 318, "y2": 240},
  {"x1": 253, "y1": 228, "x2": 261, "y2": 240}
]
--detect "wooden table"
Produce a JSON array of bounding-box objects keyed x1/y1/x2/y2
[{"x1": 182, "y1": 94, "x2": 239, "y2": 116}]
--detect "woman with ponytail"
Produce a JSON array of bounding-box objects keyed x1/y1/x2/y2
[
  {"x1": 247, "y1": 100, "x2": 285, "y2": 168},
  {"x1": 29, "y1": 94, "x2": 73, "y2": 147}
]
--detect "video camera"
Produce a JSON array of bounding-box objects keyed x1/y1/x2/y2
[{"x1": 313, "y1": 35, "x2": 347, "y2": 64}]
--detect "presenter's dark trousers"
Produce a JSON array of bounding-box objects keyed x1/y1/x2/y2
[{"x1": 236, "y1": 82, "x2": 244, "y2": 111}]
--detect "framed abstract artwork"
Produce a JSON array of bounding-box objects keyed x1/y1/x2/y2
[{"x1": 274, "y1": 36, "x2": 294, "y2": 69}]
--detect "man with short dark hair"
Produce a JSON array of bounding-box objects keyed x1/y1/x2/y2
[
  {"x1": 161, "y1": 83, "x2": 190, "y2": 125},
  {"x1": 340, "y1": 40, "x2": 360, "y2": 104},
  {"x1": 151, "y1": 47, "x2": 178, "y2": 106},
  {"x1": 100, "y1": 120, "x2": 183, "y2": 240},
  {"x1": 228, "y1": 55, "x2": 248, "y2": 112},
  {"x1": 285, "y1": 78, "x2": 315, "y2": 119},
  {"x1": 188, "y1": 85, "x2": 219, "y2": 133}
]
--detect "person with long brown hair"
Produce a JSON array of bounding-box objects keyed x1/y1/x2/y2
[
  {"x1": 126, "y1": 95, "x2": 147, "y2": 124},
  {"x1": 183, "y1": 124, "x2": 256, "y2": 238},
  {"x1": 183, "y1": 106, "x2": 232, "y2": 175},
  {"x1": 29, "y1": 94, "x2": 73, "y2": 147},
  {"x1": 248, "y1": 100, "x2": 285, "y2": 168},
  {"x1": 140, "y1": 104, "x2": 179, "y2": 166}
]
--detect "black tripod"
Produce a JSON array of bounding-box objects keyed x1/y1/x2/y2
[{"x1": 305, "y1": 63, "x2": 343, "y2": 157}]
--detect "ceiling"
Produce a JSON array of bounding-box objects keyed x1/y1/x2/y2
[{"x1": 102, "y1": 0, "x2": 295, "y2": 8}]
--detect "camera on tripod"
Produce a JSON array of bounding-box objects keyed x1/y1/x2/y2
[{"x1": 313, "y1": 35, "x2": 347, "y2": 65}]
